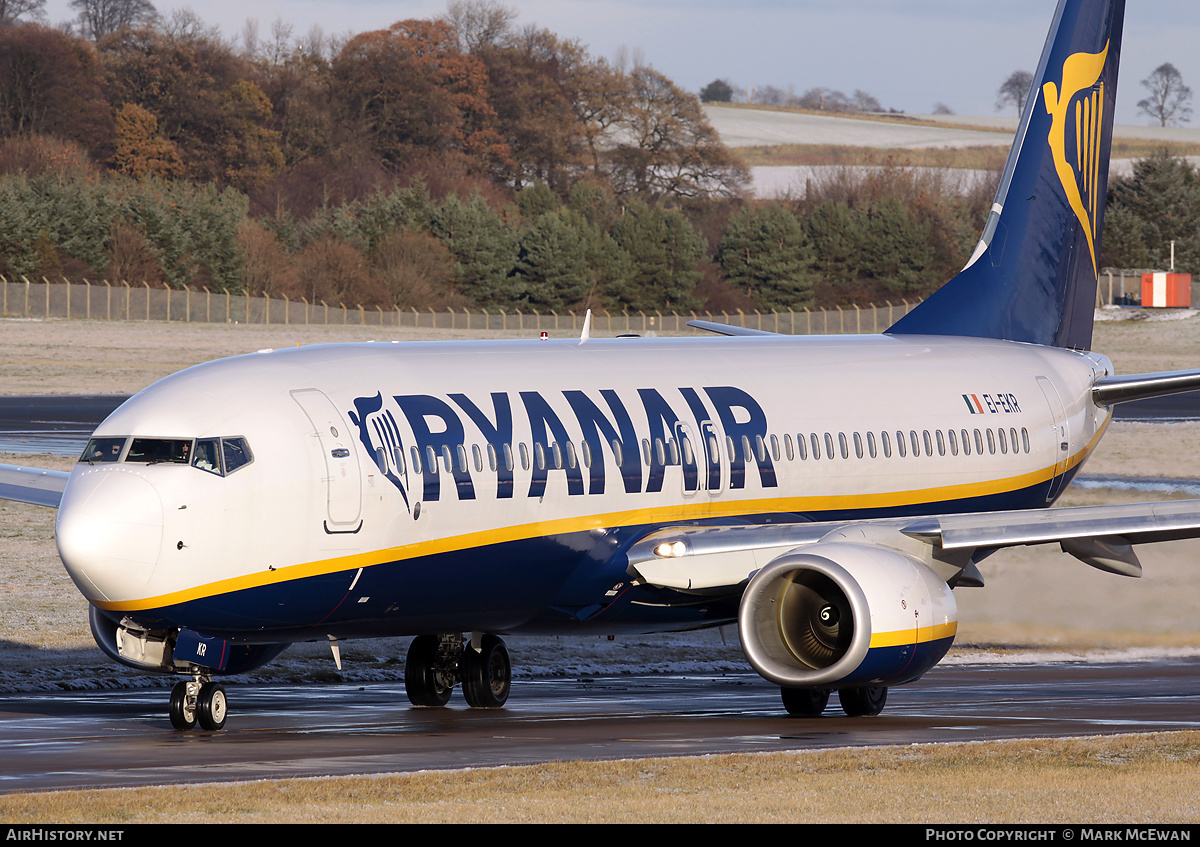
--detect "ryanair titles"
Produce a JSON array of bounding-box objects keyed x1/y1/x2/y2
[{"x1": 348, "y1": 386, "x2": 776, "y2": 506}]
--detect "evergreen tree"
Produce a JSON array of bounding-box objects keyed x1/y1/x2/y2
[
  {"x1": 513, "y1": 209, "x2": 593, "y2": 309},
  {"x1": 1102, "y1": 151, "x2": 1200, "y2": 272},
  {"x1": 609, "y1": 198, "x2": 703, "y2": 311},
  {"x1": 718, "y1": 203, "x2": 815, "y2": 310},
  {"x1": 430, "y1": 194, "x2": 519, "y2": 306}
]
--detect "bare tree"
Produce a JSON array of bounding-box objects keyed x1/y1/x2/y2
[
  {"x1": 0, "y1": 0, "x2": 45, "y2": 26},
  {"x1": 443, "y1": 0, "x2": 517, "y2": 52},
  {"x1": 996, "y1": 70, "x2": 1033, "y2": 116},
  {"x1": 853, "y1": 89, "x2": 882, "y2": 112},
  {"x1": 70, "y1": 0, "x2": 157, "y2": 41},
  {"x1": 1138, "y1": 62, "x2": 1193, "y2": 126}
]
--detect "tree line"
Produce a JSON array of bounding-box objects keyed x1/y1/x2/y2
[{"x1": 0, "y1": 1, "x2": 1023, "y2": 315}]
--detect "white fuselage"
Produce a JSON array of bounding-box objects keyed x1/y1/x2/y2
[{"x1": 54, "y1": 333, "x2": 1113, "y2": 640}]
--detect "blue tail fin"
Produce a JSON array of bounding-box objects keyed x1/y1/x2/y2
[{"x1": 888, "y1": 0, "x2": 1125, "y2": 351}]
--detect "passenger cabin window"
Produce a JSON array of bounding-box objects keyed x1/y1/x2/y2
[{"x1": 81, "y1": 436, "x2": 126, "y2": 463}]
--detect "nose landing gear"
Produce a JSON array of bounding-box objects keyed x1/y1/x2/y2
[
  {"x1": 168, "y1": 670, "x2": 227, "y2": 731},
  {"x1": 404, "y1": 632, "x2": 512, "y2": 709}
]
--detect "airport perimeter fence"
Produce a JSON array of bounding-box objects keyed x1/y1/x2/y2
[{"x1": 0, "y1": 276, "x2": 926, "y2": 335}]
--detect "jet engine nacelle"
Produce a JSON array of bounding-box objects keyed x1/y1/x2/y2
[
  {"x1": 738, "y1": 542, "x2": 958, "y2": 689},
  {"x1": 89, "y1": 606, "x2": 288, "y2": 675}
]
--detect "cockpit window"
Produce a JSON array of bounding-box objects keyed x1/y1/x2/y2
[
  {"x1": 83, "y1": 435, "x2": 253, "y2": 475},
  {"x1": 81, "y1": 437, "x2": 126, "y2": 463},
  {"x1": 193, "y1": 439, "x2": 222, "y2": 475},
  {"x1": 222, "y1": 437, "x2": 252, "y2": 473},
  {"x1": 127, "y1": 438, "x2": 193, "y2": 464},
  {"x1": 191, "y1": 436, "x2": 253, "y2": 476}
]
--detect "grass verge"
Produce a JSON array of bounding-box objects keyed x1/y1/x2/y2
[{"x1": 2, "y1": 732, "x2": 1198, "y2": 823}]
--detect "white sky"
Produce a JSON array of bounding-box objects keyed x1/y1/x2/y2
[{"x1": 38, "y1": 0, "x2": 1200, "y2": 125}]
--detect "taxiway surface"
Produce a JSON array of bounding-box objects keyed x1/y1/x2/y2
[{"x1": 2, "y1": 661, "x2": 1199, "y2": 793}]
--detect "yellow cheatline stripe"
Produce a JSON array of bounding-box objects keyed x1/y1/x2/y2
[
  {"x1": 95, "y1": 430, "x2": 1108, "y2": 613},
  {"x1": 869, "y1": 621, "x2": 958, "y2": 649}
]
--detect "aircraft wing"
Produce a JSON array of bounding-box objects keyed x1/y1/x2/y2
[
  {"x1": 0, "y1": 463, "x2": 69, "y2": 508},
  {"x1": 626, "y1": 498, "x2": 1200, "y2": 591}
]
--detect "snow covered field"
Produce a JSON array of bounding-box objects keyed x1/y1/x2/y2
[
  {"x1": 707, "y1": 105, "x2": 1200, "y2": 198},
  {"x1": 704, "y1": 105, "x2": 1012, "y2": 149}
]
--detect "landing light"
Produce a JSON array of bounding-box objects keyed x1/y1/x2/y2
[{"x1": 653, "y1": 540, "x2": 687, "y2": 558}]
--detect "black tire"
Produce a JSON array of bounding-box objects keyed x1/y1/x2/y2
[
  {"x1": 405, "y1": 634, "x2": 453, "y2": 707},
  {"x1": 838, "y1": 685, "x2": 888, "y2": 717},
  {"x1": 781, "y1": 686, "x2": 829, "y2": 717},
  {"x1": 461, "y1": 635, "x2": 511, "y2": 709},
  {"x1": 196, "y1": 682, "x2": 228, "y2": 731},
  {"x1": 169, "y1": 681, "x2": 196, "y2": 731}
]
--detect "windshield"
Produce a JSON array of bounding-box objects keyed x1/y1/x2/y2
[
  {"x1": 126, "y1": 438, "x2": 192, "y2": 464},
  {"x1": 80, "y1": 435, "x2": 253, "y2": 475},
  {"x1": 80, "y1": 437, "x2": 127, "y2": 463},
  {"x1": 193, "y1": 436, "x2": 254, "y2": 476}
]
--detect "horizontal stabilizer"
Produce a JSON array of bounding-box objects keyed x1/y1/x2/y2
[
  {"x1": 1092, "y1": 368, "x2": 1200, "y2": 406},
  {"x1": 686, "y1": 320, "x2": 779, "y2": 337}
]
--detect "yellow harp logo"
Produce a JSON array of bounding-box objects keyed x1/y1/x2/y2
[{"x1": 1043, "y1": 41, "x2": 1110, "y2": 275}]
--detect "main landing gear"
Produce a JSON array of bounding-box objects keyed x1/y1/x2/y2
[
  {"x1": 780, "y1": 685, "x2": 888, "y2": 718},
  {"x1": 169, "y1": 669, "x2": 228, "y2": 731},
  {"x1": 404, "y1": 632, "x2": 512, "y2": 709}
]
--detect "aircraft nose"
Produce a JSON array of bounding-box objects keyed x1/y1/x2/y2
[{"x1": 56, "y1": 468, "x2": 164, "y2": 603}]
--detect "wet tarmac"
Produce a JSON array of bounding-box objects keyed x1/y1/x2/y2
[{"x1": 1, "y1": 662, "x2": 1198, "y2": 793}]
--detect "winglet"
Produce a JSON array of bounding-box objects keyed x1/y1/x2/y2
[{"x1": 579, "y1": 309, "x2": 592, "y2": 345}]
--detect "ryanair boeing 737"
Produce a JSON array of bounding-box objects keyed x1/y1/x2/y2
[{"x1": 4, "y1": 0, "x2": 1198, "y2": 730}]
